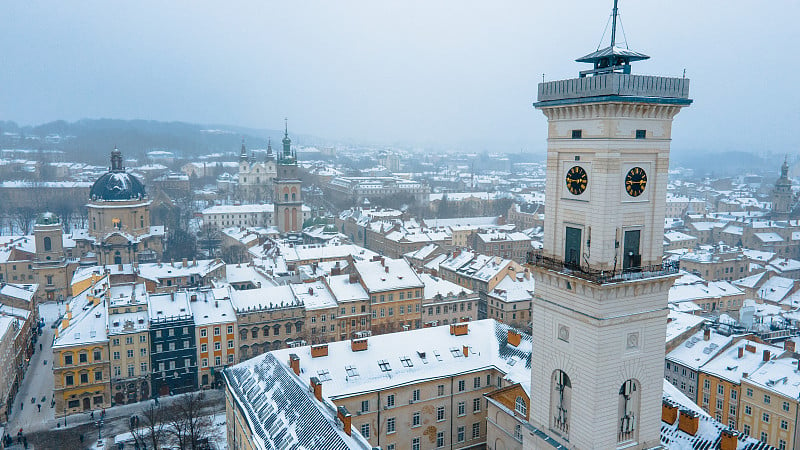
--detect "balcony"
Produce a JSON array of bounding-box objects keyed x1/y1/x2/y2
[{"x1": 526, "y1": 252, "x2": 678, "y2": 285}]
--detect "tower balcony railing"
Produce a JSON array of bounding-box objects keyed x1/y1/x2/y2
[{"x1": 525, "y1": 251, "x2": 679, "y2": 285}]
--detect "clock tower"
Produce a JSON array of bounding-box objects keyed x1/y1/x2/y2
[{"x1": 527, "y1": 2, "x2": 692, "y2": 448}]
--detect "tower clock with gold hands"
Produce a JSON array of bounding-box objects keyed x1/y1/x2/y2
[
  {"x1": 625, "y1": 167, "x2": 647, "y2": 197},
  {"x1": 565, "y1": 165, "x2": 588, "y2": 195}
]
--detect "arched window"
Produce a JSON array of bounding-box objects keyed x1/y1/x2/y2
[
  {"x1": 273, "y1": 324, "x2": 281, "y2": 336},
  {"x1": 285, "y1": 323, "x2": 292, "y2": 334},
  {"x1": 550, "y1": 370, "x2": 571, "y2": 438},
  {"x1": 43, "y1": 236, "x2": 52, "y2": 252},
  {"x1": 514, "y1": 423, "x2": 523, "y2": 442},
  {"x1": 618, "y1": 379, "x2": 640, "y2": 444},
  {"x1": 263, "y1": 325, "x2": 270, "y2": 337},
  {"x1": 250, "y1": 327, "x2": 259, "y2": 338},
  {"x1": 240, "y1": 329, "x2": 248, "y2": 341},
  {"x1": 515, "y1": 396, "x2": 527, "y2": 416}
]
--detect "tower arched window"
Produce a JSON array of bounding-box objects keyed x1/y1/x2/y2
[
  {"x1": 618, "y1": 379, "x2": 640, "y2": 444},
  {"x1": 43, "y1": 237, "x2": 52, "y2": 252},
  {"x1": 550, "y1": 370, "x2": 571, "y2": 438}
]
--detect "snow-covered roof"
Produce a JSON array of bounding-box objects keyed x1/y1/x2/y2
[
  {"x1": 138, "y1": 259, "x2": 224, "y2": 282},
  {"x1": 701, "y1": 340, "x2": 782, "y2": 384},
  {"x1": 147, "y1": 291, "x2": 194, "y2": 321},
  {"x1": 354, "y1": 258, "x2": 423, "y2": 294},
  {"x1": 191, "y1": 290, "x2": 236, "y2": 326},
  {"x1": 265, "y1": 319, "x2": 533, "y2": 399},
  {"x1": 487, "y1": 275, "x2": 534, "y2": 303},
  {"x1": 202, "y1": 204, "x2": 274, "y2": 215},
  {"x1": 665, "y1": 309, "x2": 705, "y2": 345},
  {"x1": 54, "y1": 276, "x2": 110, "y2": 349},
  {"x1": 666, "y1": 329, "x2": 732, "y2": 371},
  {"x1": 223, "y1": 353, "x2": 374, "y2": 450},
  {"x1": 746, "y1": 356, "x2": 800, "y2": 400},
  {"x1": 291, "y1": 280, "x2": 338, "y2": 311},
  {"x1": 230, "y1": 285, "x2": 301, "y2": 312},
  {"x1": 326, "y1": 274, "x2": 369, "y2": 303},
  {"x1": 0, "y1": 283, "x2": 36, "y2": 303},
  {"x1": 418, "y1": 272, "x2": 473, "y2": 299}
]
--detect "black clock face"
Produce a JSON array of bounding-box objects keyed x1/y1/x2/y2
[
  {"x1": 625, "y1": 167, "x2": 647, "y2": 197},
  {"x1": 565, "y1": 166, "x2": 588, "y2": 195}
]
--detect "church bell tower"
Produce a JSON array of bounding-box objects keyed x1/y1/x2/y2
[
  {"x1": 527, "y1": 2, "x2": 692, "y2": 448},
  {"x1": 274, "y1": 119, "x2": 303, "y2": 233}
]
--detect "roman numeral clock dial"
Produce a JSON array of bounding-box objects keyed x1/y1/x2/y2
[
  {"x1": 565, "y1": 165, "x2": 587, "y2": 195},
  {"x1": 625, "y1": 167, "x2": 647, "y2": 197}
]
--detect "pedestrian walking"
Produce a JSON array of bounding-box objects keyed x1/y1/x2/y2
[
  {"x1": 39, "y1": 343, "x2": 42, "y2": 351},
  {"x1": 90, "y1": 410, "x2": 94, "y2": 419},
  {"x1": 23, "y1": 436, "x2": 27, "y2": 449},
  {"x1": 79, "y1": 434, "x2": 84, "y2": 443},
  {"x1": 37, "y1": 404, "x2": 41, "y2": 412}
]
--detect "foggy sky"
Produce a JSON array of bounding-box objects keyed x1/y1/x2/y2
[{"x1": 1, "y1": 1, "x2": 799, "y2": 153}]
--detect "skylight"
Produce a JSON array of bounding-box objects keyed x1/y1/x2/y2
[
  {"x1": 400, "y1": 356, "x2": 413, "y2": 368},
  {"x1": 378, "y1": 360, "x2": 392, "y2": 372},
  {"x1": 345, "y1": 365, "x2": 359, "y2": 378},
  {"x1": 317, "y1": 369, "x2": 332, "y2": 382},
  {"x1": 433, "y1": 350, "x2": 443, "y2": 362},
  {"x1": 450, "y1": 347, "x2": 463, "y2": 358}
]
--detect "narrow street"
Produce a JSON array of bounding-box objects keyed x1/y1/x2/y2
[{"x1": 6, "y1": 301, "x2": 59, "y2": 438}]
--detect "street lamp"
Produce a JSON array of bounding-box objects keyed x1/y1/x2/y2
[
  {"x1": 97, "y1": 418, "x2": 103, "y2": 441},
  {"x1": 64, "y1": 406, "x2": 67, "y2": 427}
]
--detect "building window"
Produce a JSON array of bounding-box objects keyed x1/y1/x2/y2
[
  {"x1": 412, "y1": 437, "x2": 420, "y2": 450},
  {"x1": 361, "y1": 400, "x2": 369, "y2": 412},
  {"x1": 457, "y1": 401, "x2": 465, "y2": 416},
  {"x1": 762, "y1": 412, "x2": 770, "y2": 423},
  {"x1": 764, "y1": 395, "x2": 771, "y2": 404},
  {"x1": 743, "y1": 424, "x2": 750, "y2": 436},
  {"x1": 571, "y1": 129, "x2": 582, "y2": 139},
  {"x1": 438, "y1": 385, "x2": 445, "y2": 396},
  {"x1": 360, "y1": 424, "x2": 370, "y2": 439},
  {"x1": 472, "y1": 422, "x2": 480, "y2": 439},
  {"x1": 127, "y1": 350, "x2": 134, "y2": 358},
  {"x1": 412, "y1": 389, "x2": 420, "y2": 402},
  {"x1": 412, "y1": 411, "x2": 420, "y2": 427},
  {"x1": 746, "y1": 388, "x2": 753, "y2": 397},
  {"x1": 387, "y1": 417, "x2": 396, "y2": 434},
  {"x1": 80, "y1": 373, "x2": 89, "y2": 384},
  {"x1": 635, "y1": 129, "x2": 646, "y2": 139},
  {"x1": 113, "y1": 352, "x2": 120, "y2": 360},
  {"x1": 64, "y1": 354, "x2": 73, "y2": 365},
  {"x1": 437, "y1": 406, "x2": 445, "y2": 421},
  {"x1": 79, "y1": 353, "x2": 88, "y2": 363},
  {"x1": 514, "y1": 424, "x2": 523, "y2": 442},
  {"x1": 458, "y1": 380, "x2": 465, "y2": 392},
  {"x1": 782, "y1": 401, "x2": 790, "y2": 412},
  {"x1": 515, "y1": 396, "x2": 527, "y2": 416},
  {"x1": 744, "y1": 405, "x2": 751, "y2": 415},
  {"x1": 200, "y1": 329, "x2": 207, "y2": 337},
  {"x1": 781, "y1": 419, "x2": 788, "y2": 430},
  {"x1": 65, "y1": 374, "x2": 73, "y2": 386},
  {"x1": 473, "y1": 397, "x2": 481, "y2": 413},
  {"x1": 457, "y1": 426, "x2": 465, "y2": 443},
  {"x1": 473, "y1": 376, "x2": 481, "y2": 389},
  {"x1": 761, "y1": 432, "x2": 768, "y2": 443},
  {"x1": 387, "y1": 394, "x2": 395, "y2": 408},
  {"x1": 436, "y1": 431, "x2": 444, "y2": 448}
]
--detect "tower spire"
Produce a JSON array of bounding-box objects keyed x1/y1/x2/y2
[
  {"x1": 240, "y1": 138, "x2": 248, "y2": 162},
  {"x1": 610, "y1": 0, "x2": 619, "y2": 48}
]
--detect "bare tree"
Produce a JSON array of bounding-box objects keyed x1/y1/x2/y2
[
  {"x1": 165, "y1": 393, "x2": 213, "y2": 449},
  {"x1": 130, "y1": 401, "x2": 167, "y2": 450}
]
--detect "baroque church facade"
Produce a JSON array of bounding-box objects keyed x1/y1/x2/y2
[{"x1": 236, "y1": 139, "x2": 277, "y2": 203}]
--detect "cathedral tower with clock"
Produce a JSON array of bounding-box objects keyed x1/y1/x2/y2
[{"x1": 526, "y1": 2, "x2": 692, "y2": 448}]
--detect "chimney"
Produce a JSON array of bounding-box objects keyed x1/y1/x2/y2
[
  {"x1": 678, "y1": 409, "x2": 699, "y2": 436},
  {"x1": 507, "y1": 330, "x2": 522, "y2": 347},
  {"x1": 190, "y1": 294, "x2": 197, "y2": 302},
  {"x1": 182, "y1": 258, "x2": 188, "y2": 268},
  {"x1": 763, "y1": 350, "x2": 771, "y2": 362},
  {"x1": 661, "y1": 399, "x2": 678, "y2": 425},
  {"x1": 450, "y1": 323, "x2": 468, "y2": 336},
  {"x1": 311, "y1": 344, "x2": 329, "y2": 358},
  {"x1": 337, "y1": 406, "x2": 352, "y2": 436},
  {"x1": 703, "y1": 328, "x2": 710, "y2": 341},
  {"x1": 384, "y1": 266, "x2": 389, "y2": 273},
  {"x1": 738, "y1": 347, "x2": 744, "y2": 358},
  {"x1": 348, "y1": 273, "x2": 359, "y2": 284},
  {"x1": 351, "y1": 338, "x2": 368, "y2": 352},
  {"x1": 462, "y1": 345, "x2": 469, "y2": 357},
  {"x1": 785, "y1": 340, "x2": 796, "y2": 352},
  {"x1": 289, "y1": 354, "x2": 300, "y2": 375},
  {"x1": 310, "y1": 377, "x2": 323, "y2": 401},
  {"x1": 745, "y1": 344, "x2": 756, "y2": 353},
  {"x1": 720, "y1": 429, "x2": 740, "y2": 450}
]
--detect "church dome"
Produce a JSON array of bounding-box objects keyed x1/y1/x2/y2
[
  {"x1": 36, "y1": 212, "x2": 60, "y2": 226},
  {"x1": 89, "y1": 148, "x2": 146, "y2": 201}
]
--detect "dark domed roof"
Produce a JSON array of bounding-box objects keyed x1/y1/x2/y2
[
  {"x1": 36, "y1": 212, "x2": 60, "y2": 225},
  {"x1": 90, "y1": 148, "x2": 146, "y2": 201}
]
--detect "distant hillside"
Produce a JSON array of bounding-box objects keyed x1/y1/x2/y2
[
  {"x1": 0, "y1": 119, "x2": 319, "y2": 165},
  {"x1": 671, "y1": 148, "x2": 783, "y2": 178}
]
